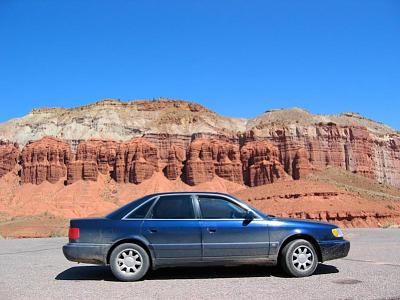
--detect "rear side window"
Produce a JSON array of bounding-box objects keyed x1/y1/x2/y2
[
  {"x1": 198, "y1": 196, "x2": 246, "y2": 219},
  {"x1": 150, "y1": 195, "x2": 194, "y2": 219},
  {"x1": 125, "y1": 198, "x2": 156, "y2": 219},
  {"x1": 106, "y1": 195, "x2": 149, "y2": 220}
]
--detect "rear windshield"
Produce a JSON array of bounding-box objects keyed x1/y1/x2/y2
[{"x1": 105, "y1": 196, "x2": 151, "y2": 220}]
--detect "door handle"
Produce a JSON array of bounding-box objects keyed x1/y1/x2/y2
[
  {"x1": 148, "y1": 228, "x2": 158, "y2": 233},
  {"x1": 207, "y1": 228, "x2": 216, "y2": 233}
]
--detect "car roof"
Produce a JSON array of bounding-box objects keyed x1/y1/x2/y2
[{"x1": 144, "y1": 191, "x2": 233, "y2": 198}]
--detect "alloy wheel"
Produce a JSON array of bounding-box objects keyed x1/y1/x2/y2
[
  {"x1": 116, "y1": 248, "x2": 143, "y2": 274},
  {"x1": 292, "y1": 245, "x2": 314, "y2": 271}
]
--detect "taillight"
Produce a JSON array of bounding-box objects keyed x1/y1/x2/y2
[{"x1": 68, "y1": 227, "x2": 80, "y2": 240}]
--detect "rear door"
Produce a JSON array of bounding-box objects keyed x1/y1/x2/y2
[
  {"x1": 196, "y1": 195, "x2": 269, "y2": 258},
  {"x1": 141, "y1": 194, "x2": 202, "y2": 259}
]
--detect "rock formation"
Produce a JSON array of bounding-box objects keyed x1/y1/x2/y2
[
  {"x1": 185, "y1": 139, "x2": 243, "y2": 185},
  {"x1": 240, "y1": 141, "x2": 288, "y2": 186},
  {"x1": 114, "y1": 138, "x2": 159, "y2": 184},
  {"x1": 292, "y1": 148, "x2": 314, "y2": 180},
  {"x1": 0, "y1": 99, "x2": 399, "y2": 188},
  {"x1": 20, "y1": 137, "x2": 71, "y2": 184},
  {"x1": 164, "y1": 144, "x2": 185, "y2": 180},
  {"x1": 67, "y1": 140, "x2": 118, "y2": 184},
  {"x1": 0, "y1": 141, "x2": 19, "y2": 178},
  {"x1": 213, "y1": 141, "x2": 243, "y2": 184}
]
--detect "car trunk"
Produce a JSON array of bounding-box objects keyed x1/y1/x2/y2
[{"x1": 69, "y1": 218, "x2": 113, "y2": 244}]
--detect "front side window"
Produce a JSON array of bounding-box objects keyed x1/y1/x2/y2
[
  {"x1": 125, "y1": 198, "x2": 156, "y2": 219},
  {"x1": 198, "y1": 196, "x2": 246, "y2": 219},
  {"x1": 150, "y1": 195, "x2": 195, "y2": 219}
]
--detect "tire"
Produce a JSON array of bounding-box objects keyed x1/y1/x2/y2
[
  {"x1": 110, "y1": 243, "x2": 150, "y2": 281},
  {"x1": 280, "y1": 239, "x2": 318, "y2": 277}
]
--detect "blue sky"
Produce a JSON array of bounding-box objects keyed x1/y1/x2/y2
[{"x1": 0, "y1": 1, "x2": 399, "y2": 129}]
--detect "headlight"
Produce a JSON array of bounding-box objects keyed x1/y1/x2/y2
[{"x1": 332, "y1": 228, "x2": 344, "y2": 238}]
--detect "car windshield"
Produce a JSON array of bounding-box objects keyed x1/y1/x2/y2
[{"x1": 105, "y1": 195, "x2": 151, "y2": 220}]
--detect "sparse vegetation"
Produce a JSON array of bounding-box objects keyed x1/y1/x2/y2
[
  {"x1": 381, "y1": 222, "x2": 399, "y2": 229},
  {"x1": 307, "y1": 167, "x2": 400, "y2": 202},
  {"x1": 0, "y1": 214, "x2": 68, "y2": 238}
]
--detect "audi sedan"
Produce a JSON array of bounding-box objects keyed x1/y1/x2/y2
[{"x1": 63, "y1": 192, "x2": 350, "y2": 281}]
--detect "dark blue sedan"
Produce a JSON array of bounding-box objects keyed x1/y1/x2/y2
[{"x1": 63, "y1": 192, "x2": 350, "y2": 281}]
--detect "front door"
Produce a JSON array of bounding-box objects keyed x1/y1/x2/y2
[
  {"x1": 141, "y1": 194, "x2": 201, "y2": 259},
  {"x1": 196, "y1": 195, "x2": 269, "y2": 258}
]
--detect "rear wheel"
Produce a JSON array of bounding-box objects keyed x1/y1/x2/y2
[
  {"x1": 280, "y1": 239, "x2": 318, "y2": 277},
  {"x1": 110, "y1": 243, "x2": 150, "y2": 281}
]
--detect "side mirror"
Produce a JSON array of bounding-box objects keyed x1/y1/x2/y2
[{"x1": 244, "y1": 210, "x2": 255, "y2": 220}]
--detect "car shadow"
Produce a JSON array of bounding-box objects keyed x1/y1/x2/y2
[{"x1": 55, "y1": 263, "x2": 338, "y2": 281}]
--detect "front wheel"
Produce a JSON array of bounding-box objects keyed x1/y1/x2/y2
[
  {"x1": 280, "y1": 239, "x2": 318, "y2": 277},
  {"x1": 110, "y1": 243, "x2": 150, "y2": 281}
]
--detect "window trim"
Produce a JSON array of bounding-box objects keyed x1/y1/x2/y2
[
  {"x1": 194, "y1": 194, "x2": 262, "y2": 220},
  {"x1": 121, "y1": 193, "x2": 262, "y2": 221},
  {"x1": 147, "y1": 194, "x2": 197, "y2": 220},
  {"x1": 122, "y1": 196, "x2": 160, "y2": 220}
]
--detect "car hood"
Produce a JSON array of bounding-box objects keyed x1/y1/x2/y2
[{"x1": 267, "y1": 216, "x2": 337, "y2": 228}]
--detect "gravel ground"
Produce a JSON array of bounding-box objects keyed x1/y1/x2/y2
[{"x1": 0, "y1": 228, "x2": 399, "y2": 300}]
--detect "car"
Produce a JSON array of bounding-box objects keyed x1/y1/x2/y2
[{"x1": 62, "y1": 192, "x2": 350, "y2": 281}]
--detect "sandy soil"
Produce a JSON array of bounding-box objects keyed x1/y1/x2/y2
[{"x1": 0, "y1": 168, "x2": 399, "y2": 238}]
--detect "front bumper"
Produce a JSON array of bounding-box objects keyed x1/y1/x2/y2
[
  {"x1": 63, "y1": 243, "x2": 111, "y2": 264},
  {"x1": 318, "y1": 239, "x2": 350, "y2": 262}
]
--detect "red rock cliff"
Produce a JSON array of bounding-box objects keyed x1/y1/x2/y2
[
  {"x1": 3, "y1": 113, "x2": 400, "y2": 189},
  {"x1": 246, "y1": 123, "x2": 389, "y2": 184},
  {"x1": 164, "y1": 144, "x2": 185, "y2": 180},
  {"x1": 0, "y1": 141, "x2": 19, "y2": 178},
  {"x1": 2, "y1": 100, "x2": 400, "y2": 188},
  {"x1": 114, "y1": 138, "x2": 159, "y2": 184},
  {"x1": 20, "y1": 137, "x2": 71, "y2": 184},
  {"x1": 240, "y1": 141, "x2": 288, "y2": 186},
  {"x1": 8, "y1": 130, "x2": 389, "y2": 188},
  {"x1": 67, "y1": 140, "x2": 118, "y2": 184},
  {"x1": 185, "y1": 139, "x2": 243, "y2": 185}
]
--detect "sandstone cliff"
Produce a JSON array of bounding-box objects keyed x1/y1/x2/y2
[
  {"x1": 114, "y1": 138, "x2": 159, "y2": 184},
  {"x1": 0, "y1": 99, "x2": 399, "y2": 189},
  {"x1": 10, "y1": 137, "x2": 287, "y2": 186},
  {"x1": 185, "y1": 139, "x2": 243, "y2": 185},
  {"x1": 240, "y1": 141, "x2": 288, "y2": 186},
  {"x1": 0, "y1": 141, "x2": 19, "y2": 178},
  {"x1": 20, "y1": 137, "x2": 70, "y2": 184},
  {"x1": 67, "y1": 140, "x2": 118, "y2": 184},
  {"x1": 164, "y1": 144, "x2": 185, "y2": 180}
]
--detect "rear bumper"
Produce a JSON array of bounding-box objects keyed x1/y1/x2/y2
[
  {"x1": 318, "y1": 239, "x2": 350, "y2": 262},
  {"x1": 63, "y1": 243, "x2": 111, "y2": 264}
]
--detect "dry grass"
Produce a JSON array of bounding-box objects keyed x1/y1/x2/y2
[
  {"x1": 0, "y1": 213, "x2": 68, "y2": 238},
  {"x1": 307, "y1": 167, "x2": 400, "y2": 202}
]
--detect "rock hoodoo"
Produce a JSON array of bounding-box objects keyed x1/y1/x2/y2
[
  {"x1": 67, "y1": 140, "x2": 118, "y2": 184},
  {"x1": 114, "y1": 138, "x2": 159, "y2": 184},
  {"x1": 292, "y1": 148, "x2": 314, "y2": 180},
  {"x1": 164, "y1": 144, "x2": 185, "y2": 180},
  {"x1": 0, "y1": 141, "x2": 19, "y2": 178},
  {"x1": 185, "y1": 139, "x2": 243, "y2": 185},
  {"x1": 20, "y1": 137, "x2": 71, "y2": 184},
  {"x1": 241, "y1": 141, "x2": 288, "y2": 186}
]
